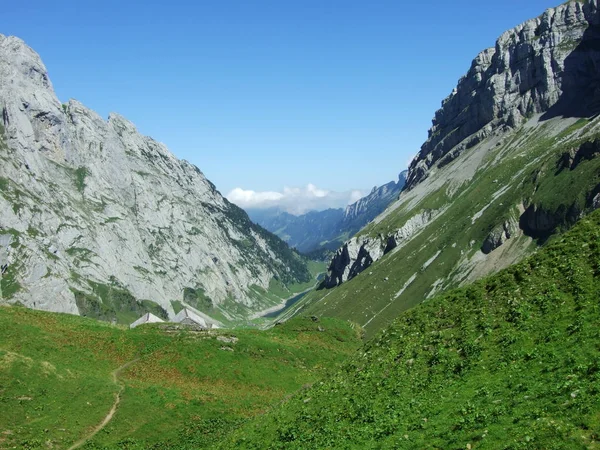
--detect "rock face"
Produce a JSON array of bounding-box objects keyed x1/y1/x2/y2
[
  {"x1": 248, "y1": 171, "x2": 407, "y2": 256},
  {"x1": 406, "y1": 0, "x2": 600, "y2": 190},
  {"x1": 322, "y1": 236, "x2": 386, "y2": 288},
  {"x1": 0, "y1": 35, "x2": 309, "y2": 319},
  {"x1": 593, "y1": 192, "x2": 600, "y2": 210},
  {"x1": 557, "y1": 139, "x2": 600, "y2": 171},
  {"x1": 322, "y1": 210, "x2": 434, "y2": 288},
  {"x1": 519, "y1": 203, "x2": 583, "y2": 240},
  {"x1": 481, "y1": 218, "x2": 518, "y2": 254},
  {"x1": 343, "y1": 171, "x2": 407, "y2": 224}
]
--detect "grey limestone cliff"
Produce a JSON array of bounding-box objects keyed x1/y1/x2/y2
[
  {"x1": 0, "y1": 35, "x2": 309, "y2": 320},
  {"x1": 406, "y1": 0, "x2": 600, "y2": 190},
  {"x1": 322, "y1": 210, "x2": 434, "y2": 288}
]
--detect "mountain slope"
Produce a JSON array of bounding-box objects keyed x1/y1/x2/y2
[
  {"x1": 295, "y1": 0, "x2": 600, "y2": 337},
  {"x1": 248, "y1": 171, "x2": 407, "y2": 256},
  {"x1": 222, "y1": 205, "x2": 600, "y2": 449},
  {"x1": 0, "y1": 34, "x2": 310, "y2": 323}
]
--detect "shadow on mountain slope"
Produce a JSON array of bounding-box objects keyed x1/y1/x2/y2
[{"x1": 542, "y1": 22, "x2": 600, "y2": 120}]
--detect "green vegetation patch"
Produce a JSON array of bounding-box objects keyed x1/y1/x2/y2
[
  {"x1": 0, "y1": 177, "x2": 33, "y2": 214},
  {"x1": 183, "y1": 286, "x2": 214, "y2": 312},
  {"x1": 170, "y1": 300, "x2": 185, "y2": 314},
  {"x1": 66, "y1": 246, "x2": 94, "y2": 259},
  {"x1": 0, "y1": 176, "x2": 9, "y2": 192},
  {"x1": 526, "y1": 140, "x2": 600, "y2": 217},
  {"x1": 0, "y1": 122, "x2": 7, "y2": 150},
  {"x1": 0, "y1": 308, "x2": 360, "y2": 449},
  {"x1": 73, "y1": 166, "x2": 89, "y2": 193},
  {"x1": 0, "y1": 263, "x2": 22, "y2": 300},
  {"x1": 73, "y1": 279, "x2": 168, "y2": 325},
  {"x1": 25, "y1": 226, "x2": 40, "y2": 238},
  {"x1": 0, "y1": 308, "x2": 133, "y2": 449}
]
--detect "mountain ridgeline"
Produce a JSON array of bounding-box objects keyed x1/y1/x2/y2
[
  {"x1": 247, "y1": 171, "x2": 407, "y2": 257},
  {"x1": 0, "y1": 34, "x2": 310, "y2": 324},
  {"x1": 406, "y1": 0, "x2": 600, "y2": 190}
]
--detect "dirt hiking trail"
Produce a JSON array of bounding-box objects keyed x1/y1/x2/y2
[{"x1": 68, "y1": 358, "x2": 139, "y2": 450}]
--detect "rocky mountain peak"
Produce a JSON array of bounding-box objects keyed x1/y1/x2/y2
[
  {"x1": 0, "y1": 34, "x2": 310, "y2": 322},
  {"x1": 0, "y1": 34, "x2": 52, "y2": 91},
  {"x1": 108, "y1": 112, "x2": 139, "y2": 135},
  {"x1": 406, "y1": 0, "x2": 600, "y2": 190}
]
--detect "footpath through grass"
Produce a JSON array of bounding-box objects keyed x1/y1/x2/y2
[
  {"x1": 222, "y1": 210, "x2": 600, "y2": 449},
  {"x1": 0, "y1": 310, "x2": 361, "y2": 449}
]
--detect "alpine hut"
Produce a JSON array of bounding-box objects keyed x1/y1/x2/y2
[{"x1": 130, "y1": 312, "x2": 165, "y2": 329}]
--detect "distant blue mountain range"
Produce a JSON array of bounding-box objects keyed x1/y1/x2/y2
[{"x1": 247, "y1": 171, "x2": 407, "y2": 258}]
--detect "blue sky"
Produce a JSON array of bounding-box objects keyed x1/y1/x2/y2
[{"x1": 2, "y1": 0, "x2": 560, "y2": 211}]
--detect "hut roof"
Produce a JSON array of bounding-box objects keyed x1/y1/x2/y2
[{"x1": 130, "y1": 312, "x2": 164, "y2": 329}]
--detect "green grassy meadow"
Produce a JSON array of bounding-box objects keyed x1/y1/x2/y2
[
  {"x1": 0, "y1": 310, "x2": 360, "y2": 449},
  {"x1": 2, "y1": 177, "x2": 600, "y2": 450}
]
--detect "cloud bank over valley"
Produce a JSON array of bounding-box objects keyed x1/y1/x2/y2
[{"x1": 227, "y1": 184, "x2": 365, "y2": 215}]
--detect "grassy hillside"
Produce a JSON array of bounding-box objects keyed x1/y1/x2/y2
[
  {"x1": 0, "y1": 310, "x2": 361, "y2": 449},
  {"x1": 222, "y1": 209, "x2": 600, "y2": 449},
  {"x1": 296, "y1": 115, "x2": 600, "y2": 338}
]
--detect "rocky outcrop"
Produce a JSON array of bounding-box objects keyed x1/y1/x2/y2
[
  {"x1": 383, "y1": 211, "x2": 434, "y2": 253},
  {"x1": 322, "y1": 210, "x2": 434, "y2": 288},
  {"x1": 593, "y1": 192, "x2": 600, "y2": 210},
  {"x1": 0, "y1": 35, "x2": 309, "y2": 318},
  {"x1": 519, "y1": 203, "x2": 582, "y2": 240},
  {"x1": 481, "y1": 218, "x2": 518, "y2": 254},
  {"x1": 406, "y1": 0, "x2": 600, "y2": 190},
  {"x1": 557, "y1": 138, "x2": 600, "y2": 171},
  {"x1": 519, "y1": 135, "x2": 600, "y2": 240},
  {"x1": 321, "y1": 235, "x2": 386, "y2": 288},
  {"x1": 343, "y1": 171, "x2": 407, "y2": 222}
]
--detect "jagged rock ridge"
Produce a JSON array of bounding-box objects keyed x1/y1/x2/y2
[
  {"x1": 343, "y1": 171, "x2": 407, "y2": 223},
  {"x1": 406, "y1": 0, "x2": 600, "y2": 190},
  {"x1": 0, "y1": 34, "x2": 309, "y2": 320},
  {"x1": 322, "y1": 210, "x2": 434, "y2": 288}
]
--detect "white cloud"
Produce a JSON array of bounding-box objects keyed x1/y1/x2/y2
[
  {"x1": 227, "y1": 188, "x2": 283, "y2": 205},
  {"x1": 348, "y1": 189, "x2": 364, "y2": 204},
  {"x1": 227, "y1": 184, "x2": 367, "y2": 215}
]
